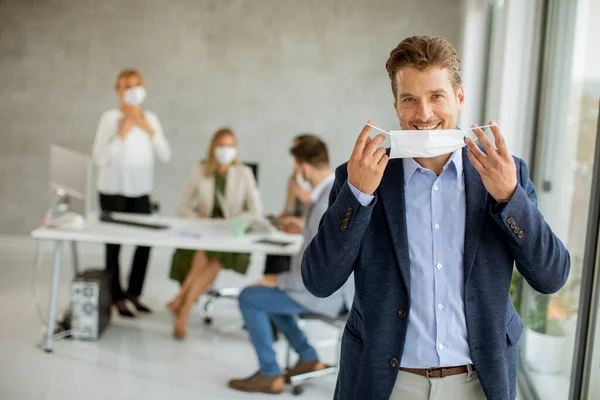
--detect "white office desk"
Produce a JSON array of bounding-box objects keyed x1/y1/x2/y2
[{"x1": 31, "y1": 213, "x2": 303, "y2": 352}]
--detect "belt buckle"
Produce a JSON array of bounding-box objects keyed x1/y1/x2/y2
[{"x1": 425, "y1": 367, "x2": 447, "y2": 378}]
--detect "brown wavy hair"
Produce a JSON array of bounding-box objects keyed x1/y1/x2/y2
[
  {"x1": 385, "y1": 35, "x2": 461, "y2": 99},
  {"x1": 203, "y1": 127, "x2": 240, "y2": 177},
  {"x1": 290, "y1": 137, "x2": 329, "y2": 169}
]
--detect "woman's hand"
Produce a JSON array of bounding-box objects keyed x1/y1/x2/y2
[
  {"x1": 118, "y1": 115, "x2": 136, "y2": 139},
  {"x1": 120, "y1": 107, "x2": 154, "y2": 137},
  {"x1": 134, "y1": 112, "x2": 155, "y2": 137}
]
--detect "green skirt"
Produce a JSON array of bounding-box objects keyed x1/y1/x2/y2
[{"x1": 169, "y1": 248, "x2": 251, "y2": 285}]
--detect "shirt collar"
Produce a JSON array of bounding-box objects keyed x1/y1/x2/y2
[
  {"x1": 402, "y1": 148, "x2": 463, "y2": 185},
  {"x1": 310, "y1": 173, "x2": 335, "y2": 203}
]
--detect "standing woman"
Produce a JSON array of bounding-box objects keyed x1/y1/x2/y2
[
  {"x1": 92, "y1": 69, "x2": 171, "y2": 317},
  {"x1": 168, "y1": 128, "x2": 263, "y2": 339}
]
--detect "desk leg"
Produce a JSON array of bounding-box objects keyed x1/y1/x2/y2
[
  {"x1": 70, "y1": 241, "x2": 80, "y2": 276},
  {"x1": 45, "y1": 240, "x2": 63, "y2": 353}
]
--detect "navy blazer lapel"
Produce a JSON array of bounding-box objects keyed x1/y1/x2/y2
[
  {"x1": 462, "y1": 147, "x2": 489, "y2": 284},
  {"x1": 378, "y1": 158, "x2": 411, "y2": 291}
]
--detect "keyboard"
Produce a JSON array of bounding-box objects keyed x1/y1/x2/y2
[{"x1": 99, "y1": 213, "x2": 170, "y2": 230}]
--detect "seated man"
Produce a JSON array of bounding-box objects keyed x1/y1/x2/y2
[
  {"x1": 262, "y1": 133, "x2": 319, "y2": 278},
  {"x1": 228, "y1": 138, "x2": 354, "y2": 395}
]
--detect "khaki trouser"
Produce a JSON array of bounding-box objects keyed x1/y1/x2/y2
[{"x1": 389, "y1": 367, "x2": 487, "y2": 400}]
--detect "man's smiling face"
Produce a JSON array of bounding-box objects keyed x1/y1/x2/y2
[{"x1": 393, "y1": 66, "x2": 464, "y2": 131}]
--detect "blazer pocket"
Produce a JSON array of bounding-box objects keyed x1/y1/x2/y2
[
  {"x1": 506, "y1": 313, "x2": 524, "y2": 346},
  {"x1": 344, "y1": 321, "x2": 364, "y2": 344}
]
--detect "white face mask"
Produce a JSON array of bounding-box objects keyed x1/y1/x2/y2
[
  {"x1": 295, "y1": 172, "x2": 312, "y2": 191},
  {"x1": 215, "y1": 146, "x2": 238, "y2": 165},
  {"x1": 389, "y1": 129, "x2": 467, "y2": 158},
  {"x1": 123, "y1": 86, "x2": 147, "y2": 106},
  {"x1": 367, "y1": 123, "x2": 496, "y2": 159}
]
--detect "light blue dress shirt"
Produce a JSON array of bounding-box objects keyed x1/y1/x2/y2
[{"x1": 348, "y1": 149, "x2": 473, "y2": 368}]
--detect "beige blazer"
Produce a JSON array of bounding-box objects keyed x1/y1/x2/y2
[{"x1": 176, "y1": 163, "x2": 263, "y2": 220}]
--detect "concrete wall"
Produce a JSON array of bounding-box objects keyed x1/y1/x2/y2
[{"x1": 0, "y1": 0, "x2": 463, "y2": 235}]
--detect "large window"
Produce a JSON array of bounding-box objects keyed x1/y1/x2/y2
[{"x1": 518, "y1": 0, "x2": 600, "y2": 399}]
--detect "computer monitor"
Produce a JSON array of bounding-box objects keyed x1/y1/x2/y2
[{"x1": 45, "y1": 145, "x2": 93, "y2": 226}]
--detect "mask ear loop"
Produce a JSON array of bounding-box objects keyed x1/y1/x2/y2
[
  {"x1": 462, "y1": 123, "x2": 498, "y2": 145},
  {"x1": 366, "y1": 123, "x2": 391, "y2": 135}
]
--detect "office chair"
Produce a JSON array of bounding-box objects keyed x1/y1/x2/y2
[{"x1": 285, "y1": 312, "x2": 348, "y2": 395}]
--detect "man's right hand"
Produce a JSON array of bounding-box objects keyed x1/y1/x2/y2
[{"x1": 347, "y1": 121, "x2": 389, "y2": 195}]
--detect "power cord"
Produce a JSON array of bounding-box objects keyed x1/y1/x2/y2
[{"x1": 36, "y1": 329, "x2": 73, "y2": 349}]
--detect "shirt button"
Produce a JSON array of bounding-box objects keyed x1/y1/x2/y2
[
  {"x1": 434, "y1": 223, "x2": 440, "y2": 229},
  {"x1": 438, "y1": 304, "x2": 444, "y2": 310},
  {"x1": 398, "y1": 310, "x2": 407, "y2": 318},
  {"x1": 433, "y1": 185, "x2": 439, "y2": 191},
  {"x1": 436, "y1": 263, "x2": 442, "y2": 270},
  {"x1": 439, "y1": 344, "x2": 444, "y2": 350},
  {"x1": 390, "y1": 358, "x2": 399, "y2": 368}
]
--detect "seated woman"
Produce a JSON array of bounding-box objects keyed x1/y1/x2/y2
[{"x1": 167, "y1": 127, "x2": 262, "y2": 339}]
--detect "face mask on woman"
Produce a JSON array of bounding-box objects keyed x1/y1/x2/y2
[
  {"x1": 123, "y1": 86, "x2": 147, "y2": 106},
  {"x1": 215, "y1": 146, "x2": 238, "y2": 165}
]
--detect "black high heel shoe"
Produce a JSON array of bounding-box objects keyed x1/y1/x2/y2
[
  {"x1": 124, "y1": 292, "x2": 152, "y2": 313},
  {"x1": 115, "y1": 301, "x2": 135, "y2": 318}
]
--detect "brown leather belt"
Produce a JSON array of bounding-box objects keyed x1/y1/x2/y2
[{"x1": 399, "y1": 365, "x2": 470, "y2": 378}]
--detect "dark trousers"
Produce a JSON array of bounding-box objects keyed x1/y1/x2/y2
[
  {"x1": 262, "y1": 255, "x2": 292, "y2": 341},
  {"x1": 263, "y1": 255, "x2": 291, "y2": 275},
  {"x1": 99, "y1": 194, "x2": 151, "y2": 302}
]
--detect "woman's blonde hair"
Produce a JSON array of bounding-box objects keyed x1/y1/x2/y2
[
  {"x1": 203, "y1": 127, "x2": 240, "y2": 177},
  {"x1": 115, "y1": 68, "x2": 144, "y2": 90}
]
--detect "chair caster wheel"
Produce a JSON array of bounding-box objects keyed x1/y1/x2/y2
[
  {"x1": 203, "y1": 317, "x2": 213, "y2": 325},
  {"x1": 292, "y1": 385, "x2": 304, "y2": 396}
]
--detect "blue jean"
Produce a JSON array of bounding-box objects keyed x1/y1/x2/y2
[{"x1": 238, "y1": 286, "x2": 319, "y2": 376}]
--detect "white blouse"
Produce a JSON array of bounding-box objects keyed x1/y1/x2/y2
[{"x1": 92, "y1": 108, "x2": 171, "y2": 197}]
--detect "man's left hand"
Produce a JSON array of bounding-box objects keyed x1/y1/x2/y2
[{"x1": 465, "y1": 121, "x2": 517, "y2": 201}]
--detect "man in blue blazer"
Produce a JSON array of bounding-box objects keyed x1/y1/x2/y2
[{"x1": 301, "y1": 35, "x2": 570, "y2": 400}]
